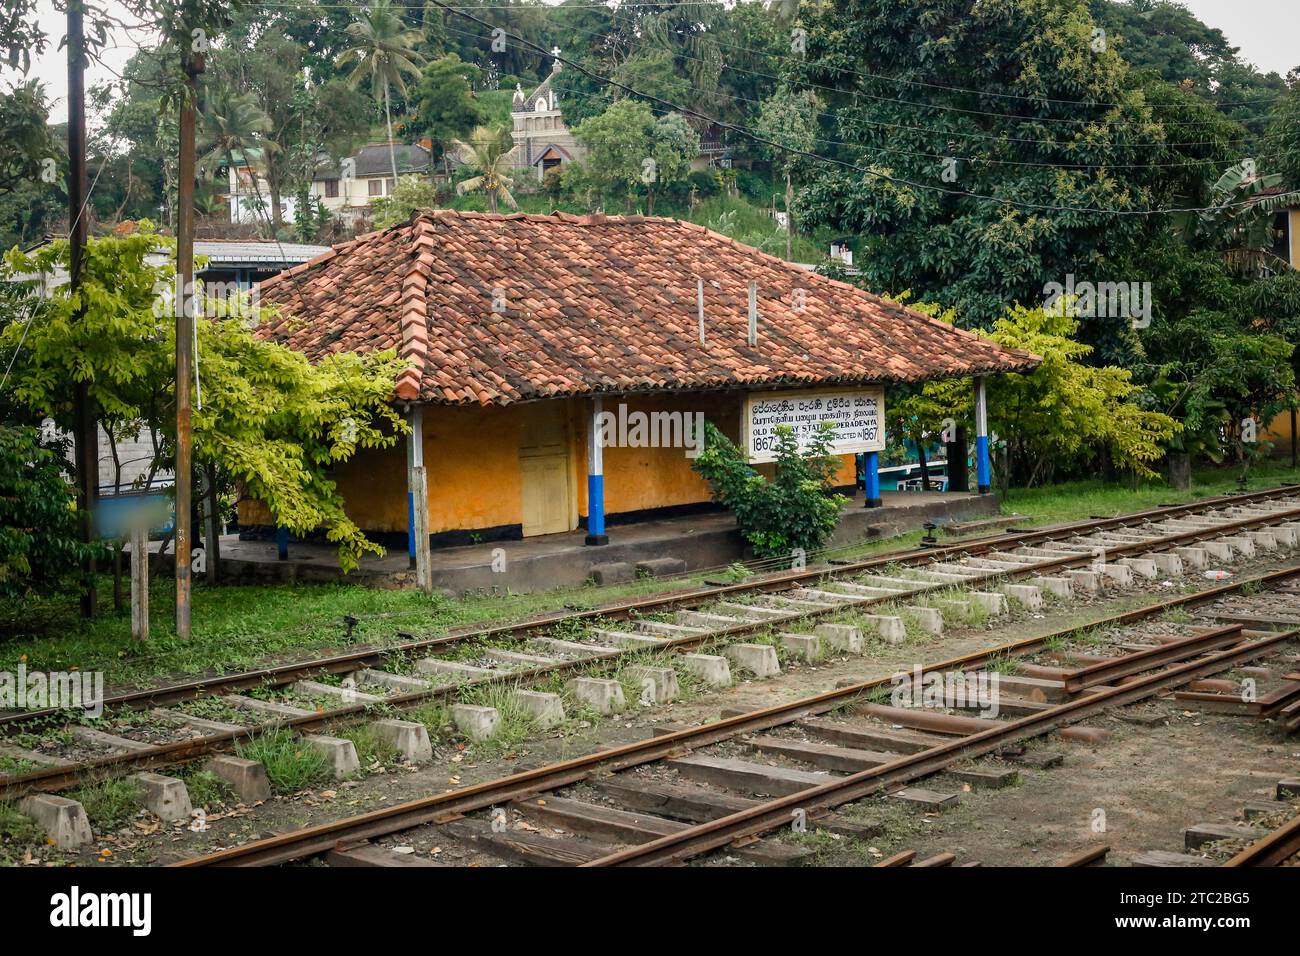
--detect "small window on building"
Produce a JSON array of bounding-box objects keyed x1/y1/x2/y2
[
  {"x1": 386, "y1": 178, "x2": 396, "y2": 193},
  {"x1": 368, "y1": 178, "x2": 383, "y2": 197},
  {"x1": 325, "y1": 179, "x2": 339, "y2": 198}
]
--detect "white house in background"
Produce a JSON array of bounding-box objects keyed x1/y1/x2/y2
[
  {"x1": 310, "y1": 142, "x2": 434, "y2": 226},
  {"x1": 510, "y1": 63, "x2": 584, "y2": 181},
  {"x1": 222, "y1": 150, "x2": 298, "y2": 226}
]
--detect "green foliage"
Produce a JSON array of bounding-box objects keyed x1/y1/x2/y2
[
  {"x1": 411, "y1": 53, "x2": 486, "y2": 161},
  {"x1": 0, "y1": 227, "x2": 408, "y2": 572},
  {"x1": 70, "y1": 777, "x2": 143, "y2": 829},
  {"x1": 982, "y1": 305, "x2": 1180, "y2": 484},
  {"x1": 0, "y1": 80, "x2": 56, "y2": 195},
  {"x1": 571, "y1": 100, "x2": 699, "y2": 213},
  {"x1": 0, "y1": 425, "x2": 100, "y2": 599},
  {"x1": 795, "y1": 0, "x2": 1219, "y2": 328},
  {"x1": 237, "y1": 728, "x2": 333, "y2": 792},
  {"x1": 372, "y1": 173, "x2": 442, "y2": 226},
  {"x1": 692, "y1": 421, "x2": 846, "y2": 560},
  {"x1": 452, "y1": 125, "x2": 519, "y2": 213},
  {"x1": 573, "y1": 98, "x2": 656, "y2": 207}
]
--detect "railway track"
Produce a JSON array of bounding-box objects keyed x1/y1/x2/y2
[
  {"x1": 173, "y1": 571, "x2": 1300, "y2": 868},
  {"x1": 5, "y1": 485, "x2": 1300, "y2": 807},
  {"x1": 1224, "y1": 809, "x2": 1300, "y2": 867}
]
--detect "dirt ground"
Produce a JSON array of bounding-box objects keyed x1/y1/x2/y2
[{"x1": 8, "y1": 550, "x2": 1300, "y2": 868}]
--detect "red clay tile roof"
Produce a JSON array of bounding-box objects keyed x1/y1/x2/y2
[{"x1": 256, "y1": 209, "x2": 1040, "y2": 405}]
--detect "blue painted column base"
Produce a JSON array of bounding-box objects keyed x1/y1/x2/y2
[
  {"x1": 976, "y1": 435, "x2": 991, "y2": 494},
  {"x1": 863, "y1": 451, "x2": 881, "y2": 508},
  {"x1": 585, "y1": 473, "x2": 608, "y2": 546}
]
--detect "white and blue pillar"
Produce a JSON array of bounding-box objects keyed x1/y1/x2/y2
[
  {"x1": 975, "y1": 376, "x2": 991, "y2": 494},
  {"x1": 586, "y1": 396, "x2": 608, "y2": 545},
  {"x1": 407, "y1": 406, "x2": 432, "y2": 591}
]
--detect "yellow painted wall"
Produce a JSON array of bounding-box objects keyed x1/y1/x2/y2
[
  {"x1": 239, "y1": 391, "x2": 861, "y2": 536},
  {"x1": 1291, "y1": 209, "x2": 1300, "y2": 270}
]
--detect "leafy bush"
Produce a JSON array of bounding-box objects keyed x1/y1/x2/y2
[
  {"x1": 692, "y1": 421, "x2": 846, "y2": 560},
  {"x1": 0, "y1": 424, "x2": 100, "y2": 598}
]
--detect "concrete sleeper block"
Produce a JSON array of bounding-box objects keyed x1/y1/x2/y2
[
  {"x1": 1001, "y1": 584, "x2": 1043, "y2": 610},
  {"x1": 1031, "y1": 576, "x2": 1072, "y2": 599},
  {"x1": 207, "y1": 755, "x2": 272, "y2": 803},
  {"x1": 130, "y1": 771, "x2": 194, "y2": 823},
  {"x1": 512, "y1": 690, "x2": 566, "y2": 729},
  {"x1": 969, "y1": 592, "x2": 1008, "y2": 615},
  {"x1": 864, "y1": 614, "x2": 907, "y2": 644},
  {"x1": 370, "y1": 719, "x2": 434, "y2": 763},
  {"x1": 304, "y1": 734, "x2": 361, "y2": 778},
  {"x1": 636, "y1": 557, "x2": 686, "y2": 578},
  {"x1": 1063, "y1": 568, "x2": 1101, "y2": 592},
  {"x1": 625, "y1": 665, "x2": 680, "y2": 704},
  {"x1": 905, "y1": 606, "x2": 944, "y2": 636},
  {"x1": 724, "y1": 643, "x2": 781, "y2": 678},
  {"x1": 19, "y1": 794, "x2": 93, "y2": 849},
  {"x1": 813, "y1": 623, "x2": 863, "y2": 653},
  {"x1": 567, "y1": 677, "x2": 625, "y2": 715},
  {"x1": 779, "y1": 633, "x2": 822, "y2": 661},
  {"x1": 682, "y1": 653, "x2": 731, "y2": 686},
  {"x1": 451, "y1": 703, "x2": 502, "y2": 741},
  {"x1": 589, "y1": 562, "x2": 634, "y2": 585}
]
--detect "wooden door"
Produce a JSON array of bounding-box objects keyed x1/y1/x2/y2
[{"x1": 518, "y1": 403, "x2": 572, "y2": 536}]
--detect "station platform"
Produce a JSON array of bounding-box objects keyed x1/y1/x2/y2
[{"x1": 179, "y1": 490, "x2": 1001, "y2": 594}]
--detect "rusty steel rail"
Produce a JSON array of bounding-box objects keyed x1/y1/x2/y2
[
  {"x1": 174, "y1": 564, "x2": 1300, "y2": 868},
  {"x1": 583, "y1": 626, "x2": 1300, "y2": 867},
  {"x1": 1223, "y1": 812, "x2": 1300, "y2": 867},
  {"x1": 9, "y1": 508, "x2": 1300, "y2": 803},
  {"x1": 5, "y1": 484, "x2": 1298, "y2": 733},
  {"x1": 5, "y1": 486, "x2": 1294, "y2": 733}
]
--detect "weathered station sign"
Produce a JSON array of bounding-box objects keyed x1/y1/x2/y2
[{"x1": 743, "y1": 387, "x2": 885, "y2": 463}]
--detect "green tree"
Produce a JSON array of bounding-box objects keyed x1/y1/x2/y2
[
  {"x1": 412, "y1": 53, "x2": 487, "y2": 178},
  {"x1": 372, "y1": 173, "x2": 440, "y2": 226},
  {"x1": 0, "y1": 424, "x2": 102, "y2": 599},
  {"x1": 795, "y1": 0, "x2": 1186, "y2": 328},
  {"x1": 197, "y1": 84, "x2": 273, "y2": 227},
  {"x1": 573, "y1": 99, "x2": 654, "y2": 210},
  {"x1": 692, "y1": 421, "x2": 846, "y2": 560},
  {"x1": 338, "y1": 0, "x2": 427, "y2": 182},
  {"x1": 452, "y1": 125, "x2": 519, "y2": 213},
  {"x1": 979, "y1": 304, "x2": 1179, "y2": 486},
  {"x1": 1, "y1": 227, "x2": 409, "y2": 572},
  {"x1": 609, "y1": 51, "x2": 692, "y2": 107},
  {"x1": 645, "y1": 113, "x2": 699, "y2": 214},
  {"x1": 754, "y1": 88, "x2": 819, "y2": 261}
]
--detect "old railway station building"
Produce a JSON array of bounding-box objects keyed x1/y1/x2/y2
[{"x1": 241, "y1": 209, "x2": 1037, "y2": 586}]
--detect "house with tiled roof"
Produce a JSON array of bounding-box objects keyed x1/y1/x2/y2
[
  {"x1": 310, "y1": 142, "x2": 434, "y2": 226},
  {"x1": 245, "y1": 209, "x2": 1038, "y2": 564}
]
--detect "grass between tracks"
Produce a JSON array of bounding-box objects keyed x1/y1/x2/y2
[{"x1": 2, "y1": 459, "x2": 1299, "y2": 691}]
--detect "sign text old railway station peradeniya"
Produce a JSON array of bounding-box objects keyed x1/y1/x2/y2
[{"x1": 743, "y1": 387, "x2": 885, "y2": 463}]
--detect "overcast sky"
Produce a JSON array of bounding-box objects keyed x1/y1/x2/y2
[{"x1": 20, "y1": 0, "x2": 1300, "y2": 116}]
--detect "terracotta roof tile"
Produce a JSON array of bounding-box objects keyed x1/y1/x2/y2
[{"x1": 255, "y1": 209, "x2": 1040, "y2": 405}]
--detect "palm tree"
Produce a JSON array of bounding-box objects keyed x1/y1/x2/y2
[
  {"x1": 452, "y1": 126, "x2": 520, "y2": 214},
  {"x1": 338, "y1": 0, "x2": 426, "y2": 183},
  {"x1": 197, "y1": 85, "x2": 274, "y2": 234}
]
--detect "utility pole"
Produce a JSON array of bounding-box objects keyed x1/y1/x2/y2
[
  {"x1": 175, "y1": 35, "x2": 204, "y2": 639},
  {"x1": 67, "y1": 0, "x2": 97, "y2": 618}
]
